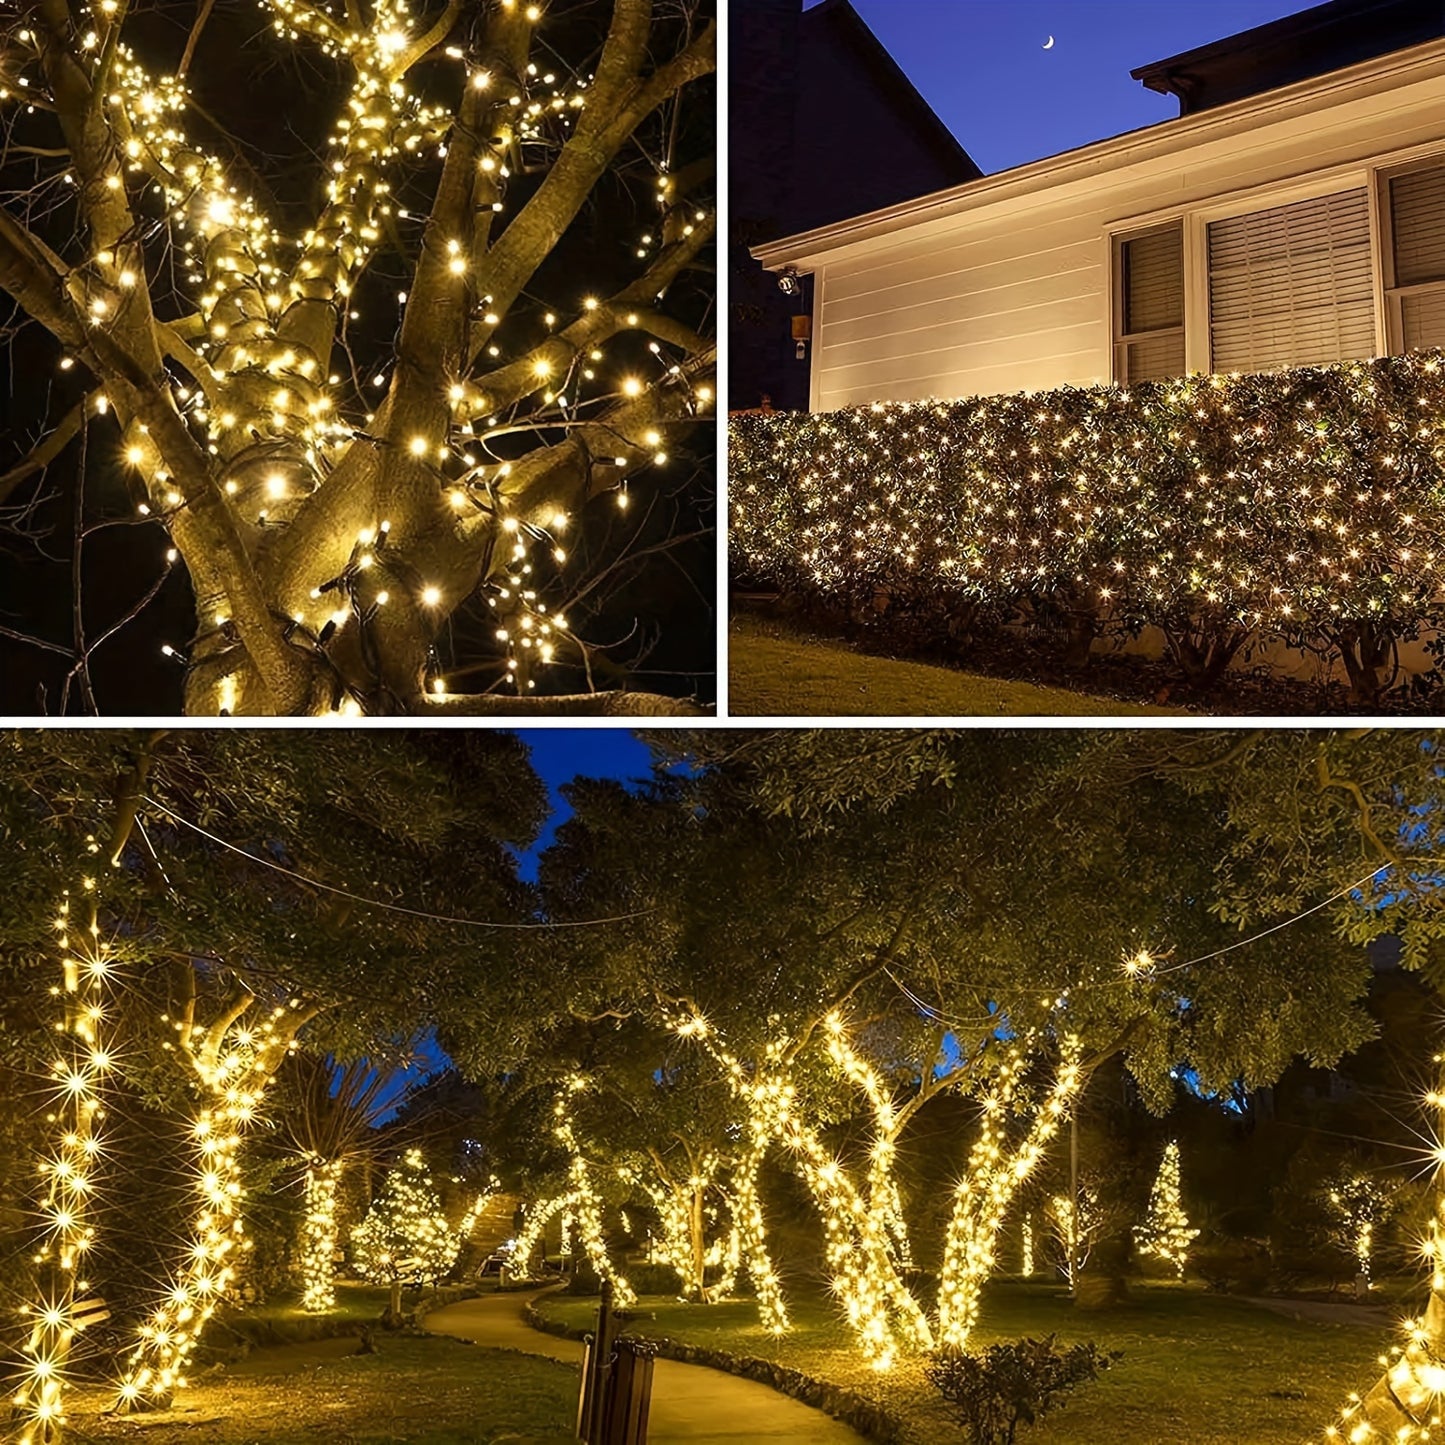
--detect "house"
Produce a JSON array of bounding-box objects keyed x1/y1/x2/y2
[
  {"x1": 730, "y1": 0, "x2": 980, "y2": 412},
  {"x1": 751, "y1": 0, "x2": 1445, "y2": 415}
]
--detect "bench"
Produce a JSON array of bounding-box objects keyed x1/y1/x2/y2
[
  {"x1": 72, "y1": 1297, "x2": 112, "y2": 1332},
  {"x1": 391, "y1": 1257, "x2": 429, "y2": 1287}
]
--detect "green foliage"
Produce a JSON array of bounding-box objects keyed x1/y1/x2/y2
[
  {"x1": 730, "y1": 352, "x2": 1445, "y2": 691},
  {"x1": 926, "y1": 1335, "x2": 1120, "y2": 1444}
]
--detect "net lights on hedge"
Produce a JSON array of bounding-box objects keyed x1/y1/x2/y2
[
  {"x1": 730, "y1": 350, "x2": 1445, "y2": 681},
  {"x1": 13, "y1": 877, "x2": 115, "y2": 1445}
]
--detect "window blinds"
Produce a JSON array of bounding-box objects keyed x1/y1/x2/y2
[
  {"x1": 1390, "y1": 165, "x2": 1445, "y2": 350},
  {"x1": 1119, "y1": 226, "x2": 1184, "y2": 381},
  {"x1": 1208, "y1": 189, "x2": 1376, "y2": 373},
  {"x1": 1124, "y1": 227, "x2": 1183, "y2": 333},
  {"x1": 1390, "y1": 165, "x2": 1445, "y2": 286}
]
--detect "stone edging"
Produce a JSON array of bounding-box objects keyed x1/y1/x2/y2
[{"x1": 522, "y1": 1298, "x2": 907, "y2": 1444}]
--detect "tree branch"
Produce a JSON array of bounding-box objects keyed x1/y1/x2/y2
[
  {"x1": 422, "y1": 688, "x2": 704, "y2": 716},
  {"x1": 478, "y1": 15, "x2": 715, "y2": 332},
  {"x1": 0, "y1": 394, "x2": 90, "y2": 504}
]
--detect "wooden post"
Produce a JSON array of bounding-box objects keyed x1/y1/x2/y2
[{"x1": 577, "y1": 1279, "x2": 615, "y2": 1443}]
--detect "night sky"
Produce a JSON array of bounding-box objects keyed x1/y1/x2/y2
[
  {"x1": 811, "y1": 0, "x2": 1330, "y2": 175},
  {"x1": 514, "y1": 728, "x2": 655, "y2": 878}
]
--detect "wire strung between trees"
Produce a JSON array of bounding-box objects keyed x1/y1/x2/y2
[
  {"x1": 1149, "y1": 862, "x2": 1389, "y2": 974},
  {"x1": 140, "y1": 795, "x2": 654, "y2": 931},
  {"x1": 886, "y1": 861, "x2": 1392, "y2": 1028}
]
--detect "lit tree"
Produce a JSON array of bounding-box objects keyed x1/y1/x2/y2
[
  {"x1": 1, "y1": 729, "x2": 550, "y2": 1422},
  {"x1": 116, "y1": 987, "x2": 316, "y2": 1412},
  {"x1": 13, "y1": 877, "x2": 120, "y2": 1445},
  {"x1": 279, "y1": 1052, "x2": 405, "y2": 1313},
  {"x1": 1133, "y1": 1141, "x2": 1197, "y2": 1279},
  {"x1": 351, "y1": 1146, "x2": 459, "y2": 1316},
  {"x1": 0, "y1": 0, "x2": 715, "y2": 715},
  {"x1": 1320, "y1": 1170, "x2": 1394, "y2": 1288},
  {"x1": 532, "y1": 731, "x2": 1388, "y2": 1367}
]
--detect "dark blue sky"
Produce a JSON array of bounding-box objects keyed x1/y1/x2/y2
[
  {"x1": 512, "y1": 728, "x2": 654, "y2": 878},
  {"x1": 809, "y1": 0, "x2": 1328, "y2": 175}
]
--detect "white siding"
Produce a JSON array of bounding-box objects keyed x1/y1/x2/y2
[{"x1": 795, "y1": 59, "x2": 1445, "y2": 411}]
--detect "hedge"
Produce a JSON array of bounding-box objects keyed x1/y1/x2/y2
[{"x1": 729, "y1": 351, "x2": 1445, "y2": 699}]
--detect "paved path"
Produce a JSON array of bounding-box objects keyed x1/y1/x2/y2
[
  {"x1": 1240, "y1": 1294, "x2": 1393, "y2": 1329},
  {"x1": 427, "y1": 1291, "x2": 866, "y2": 1444}
]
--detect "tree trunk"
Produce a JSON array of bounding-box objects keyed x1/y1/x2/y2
[
  {"x1": 1073, "y1": 1237, "x2": 1131, "y2": 1311},
  {"x1": 1332, "y1": 621, "x2": 1398, "y2": 706},
  {"x1": 1356, "y1": 1288, "x2": 1445, "y2": 1434},
  {"x1": 690, "y1": 1185, "x2": 709, "y2": 1302},
  {"x1": 1342, "y1": 1077, "x2": 1445, "y2": 1439}
]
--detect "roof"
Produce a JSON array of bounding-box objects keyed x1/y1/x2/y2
[
  {"x1": 751, "y1": 34, "x2": 1445, "y2": 270},
  {"x1": 801, "y1": 0, "x2": 979, "y2": 179},
  {"x1": 1132, "y1": 0, "x2": 1445, "y2": 113}
]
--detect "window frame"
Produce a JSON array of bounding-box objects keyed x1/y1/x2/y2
[
  {"x1": 1101, "y1": 150, "x2": 1445, "y2": 381},
  {"x1": 1111, "y1": 221, "x2": 1187, "y2": 384},
  {"x1": 1377, "y1": 154, "x2": 1445, "y2": 354}
]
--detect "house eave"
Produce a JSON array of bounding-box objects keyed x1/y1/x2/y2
[{"x1": 751, "y1": 33, "x2": 1445, "y2": 274}]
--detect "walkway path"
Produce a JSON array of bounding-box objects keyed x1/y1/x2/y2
[
  {"x1": 427, "y1": 1291, "x2": 867, "y2": 1444},
  {"x1": 1240, "y1": 1294, "x2": 1392, "y2": 1329}
]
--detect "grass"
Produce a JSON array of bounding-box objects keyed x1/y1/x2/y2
[
  {"x1": 222, "y1": 1280, "x2": 394, "y2": 1334},
  {"x1": 71, "y1": 1334, "x2": 579, "y2": 1444},
  {"x1": 539, "y1": 1279, "x2": 1384, "y2": 1444},
  {"x1": 728, "y1": 612, "x2": 1187, "y2": 718}
]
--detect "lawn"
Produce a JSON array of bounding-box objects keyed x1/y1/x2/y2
[
  {"x1": 538, "y1": 1279, "x2": 1384, "y2": 1445},
  {"x1": 70, "y1": 1334, "x2": 579, "y2": 1444},
  {"x1": 728, "y1": 612, "x2": 1188, "y2": 718}
]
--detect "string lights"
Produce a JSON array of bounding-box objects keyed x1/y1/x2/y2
[
  {"x1": 299, "y1": 1159, "x2": 343, "y2": 1312},
  {"x1": 512, "y1": 1082, "x2": 636, "y2": 1307},
  {"x1": 936, "y1": 1037, "x2": 1083, "y2": 1350},
  {"x1": 620, "y1": 1152, "x2": 726, "y2": 1301},
  {"x1": 1134, "y1": 1142, "x2": 1197, "y2": 1278},
  {"x1": 1324, "y1": 1173, "x2": 1391, "y2": 1288},
  {"x1": 0, "y1": 0, "x2": 715, "y2": 713},
  {"x1": 117, "y1": 998, "x2": 301, "y2": 1410},
  {"x1": 730, "y1": 350, "x2": 1445, "y2": 688},
  {"x1": 1321, "y1": 1060, "x2": 1445, "y2": 1441},
  {"x1": 350, "y1": 1148, "x2": 462, "y2": 1290},
  {"x1": 672, "y1": 1010, "x2": 1082, "y2": 1366},
  {"x1": 13, "y1": 875, "x2": 116, "y2": 1445}
]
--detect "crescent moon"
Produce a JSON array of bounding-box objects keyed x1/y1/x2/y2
[{"x1": 1043, "y1": 35, "x2": 1055, "y2": 49}]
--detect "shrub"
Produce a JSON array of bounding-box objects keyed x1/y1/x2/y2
[
  {"x1": 730, "y1": 350, "x2": 1445, "y2": 698},
  {"x1": 926, "y1": 1335, "x2": 1120, "y2": 1444}
]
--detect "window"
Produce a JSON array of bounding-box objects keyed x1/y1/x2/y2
[
  {"x1": 1114, "y1": 224, "x2": 1184, "y2": 382},
  {"x1": 1207, "y1": 188, "x2": 1376, "y2": 374},
  {"x1": 1385, "y1": 161, "x2": 1445, "y2": 352}
]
